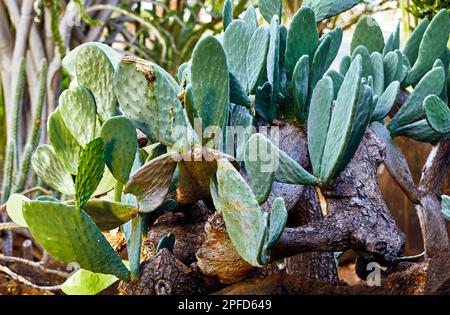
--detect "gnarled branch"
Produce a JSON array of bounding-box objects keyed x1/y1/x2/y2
[{"x1": 274, "y1": 130, "x2": 405, "y2": 264}]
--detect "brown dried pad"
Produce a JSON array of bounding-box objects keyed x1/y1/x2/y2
[{"x1": 196, "y1": 213, "x2": 255, "y2": 284}]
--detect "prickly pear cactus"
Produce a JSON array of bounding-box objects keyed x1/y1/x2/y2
[{"x1": 12, "y1": 1, "x2": 450, "y2": 290}]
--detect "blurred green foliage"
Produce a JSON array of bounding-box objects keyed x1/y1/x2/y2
[
  {"x1": 120, "y1": 0, "x2": 251, "y2": 74},
  {"x1": 408, "y1": 0, "x2": 450, "y2": 20}
]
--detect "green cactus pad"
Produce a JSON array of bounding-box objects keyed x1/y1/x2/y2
[
  {"x1": 48, "y1": 108, "x2": 82, "y2": 175},
  {"x1": 255, "y1": 82, "x2": 273, "y2": 121},
  {"x1": 339, "y1": 55, "x2": 351, "y2": 76},
  {"x1": 423, "y1": 95, "x2": 450, "y2": 134},
  {"x1": 383, "y1": 22, "x2": 400, "y2": 56},
  {"x1": 61, "y1": 267, "x2": 124, "y2": 295},
  {"x1": 404, "y1": 9, "x2": 450, "y2": 87},
  {"x1": 36, "y1": 196, "x2": 60, "y2": 202},
  {"x1": 367, "y1": 76, "x2": 374, "y2": 89},
  {"x1": 286, "y1": 7, "x2": 319, "y2": 79},
  {"x1": 392, "y1": 119, "x2": 450, "y2": 143},
  {"x1": 144, "y1": 143, "x2": 167, "y2": 163},
  {"x1": 325, "y1": 69, "x2": 343, "y2": 99},
  {"x1": 128, "y1": 214, "x2": 143, "y2": 280},
  {"x1": 352, "y1": 45, "x2": 373, "y2": 79},
  {"x1": 308, "y1": 77, "x2": 334, "y2": 177},
  {"x1": 124, "y1": 152, "x2": 179, "y2": 213},
  {"x1": 243, "y1": 6, "x2": 258, "y2": 32},
  {"x1": 278, "y1": 25, "x2": 288, "y2": 94},
  {"x1": 94, "y1": 167, "x2": 117, "y2": 197},
  {"x1": 259, "y1": 0, "x2": 282, "y2": 23},
  {"x1": 292, "y1": 55, "x2": 310, "y2": 122},
  {"x1": 267, "y1": 15, "x2": 281, "y2": 119},
  {"x1": 351, "y1": 16, "x2": 384, "y2": 54},
  {"x1": 31, "y1": 144, "x2": 75, "y2": 196},
  {"x1": 320, "y1": 55, "x2": 362, "y2": 185},
  {"x1": 447, "y1": 65, "x2": 450, "y2": 102},
  {"x1": 180, "y1": 62, "x2": 192, "y2": 89},
  {"x1": 62, "y1": 42, "x2": 121, "y2": 76},
  {"x1": 246, "y1": 133, "x2": 317, "y2": 188},
  {"x1": 6, "y1": 194, "x2": 29, "y2": 227},
  {"x1": 371, "y1": 81, "x2": 400, "y2": 122},
  {"x1": 323, "y1": 27, "x2": 343, "y2": 71},
  {"x1": 309, "y1": 35, "x2": 331, "y2": 97},
  {"x1": 23, "y1": 201, "x2": 129, "y2": 280},
  {"x1": 370, "y1": 52, "x2": 384, "y2": 96},
  {"x1": 230, "y1": 72, "x2": 251, "y2": 108},
  {"x1": 58, "y1": 86, "x2": 97, "y2": 147},
  {"x1": 31, "y1": 144, "x2": 75, "y2": 195},
  {"x1": 81, "y1": 199, "x2": 139, "y2": 231},
  {"x1": 247, "y1": 26, "x2": 270, "y2": 94},
  {"x1": 76, "y1": 45, "x2": 118, "y2": 122},
  {"x1": 275, "y1": 148, "x2": 318, "y2": 185},
  {"x1": 266, "y1": 197, "x2": 287, "y2": 249},
  {"x1": 191, "y1": 35, "x2": 229, "y2": 144},
  {"x1": 244, "y1": 134, "x2": 276, "y2": 204},
  {"x1": 210, "y1": 159, "x2": 266, "y2": 267},
  {"x1": 403, "y1": 19, "x2": 430, "y2": 67},
  {"x1": 156, "y1": 233, "x2": 176, "y2": 253},
  {"x1": 438, "y1": 50, "x2": 450, "y2": 103},
  {"x1": 383, "y1": 51, "x2": 400, "y2": 87},
  {"x1": 231, "y1": 105, "x2": 253, "y2": 161},
  {"x1": 75, "y1": 138, "x2": 105, "y2": 209},
  {"x1": 389, "y1": 66, "x2": 445, "y2": 133},
  {"x1": 223, "y1": 20, "x2": 253, "y2": 91},
  {"x1": 184, "y1": 84, "x2": 196, "y2": 127},
  {"x1": 302, "y1": 0, "x2": 359, "y2": 22},
  {"x1": 394, "y1": 50, "x2": 406, "y2": 83},
  {"x1": 177, "y1": 62, "x2": 189, "y2": 85},
  {"x1": 114, "y1": 57, "x2": 189, "y2": 150},
  {"x1": 442, "y1": 195, "x2": 450, "y2": 221},
  {"x1": 101, "y1": 116, "x2": 138, "y2": 184},
  {"x1": 336, "y1": 83, "x2": 374, "y2": 176},
  {"x1": 222, "y1": 0, "x2": 233, "y2": 31}
]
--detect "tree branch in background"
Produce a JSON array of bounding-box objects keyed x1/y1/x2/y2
[
  {"x1": 0, "y1": 264, "x2": 63, "y2": 291},
  {"x1": 0, "y1": 253, "x2": 69, "y2": 278},
  {"x1": 416, "y1": 141, "x2": 450, "y2": 259},
  {"x1": 85, "y1": 4, "x2": 167, "y2": 60}
]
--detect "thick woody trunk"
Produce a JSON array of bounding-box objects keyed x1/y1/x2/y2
[
  {"x1": 257, "y1": 121, "x2": 338, "y2": 284},
  {"x1": 416, "y1": 140, "x2": 450, "y2": 294},
  {"x1": 272, "y1": 129, "x2": 405, "y2": 264},
  {"x1": 127, "y1": 121, "x2": 340, "y2": 292},
  {"x1": 126, "y1": 125, "x2": 408, "y2": 294}
]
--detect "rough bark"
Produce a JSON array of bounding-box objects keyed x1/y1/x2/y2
[
  {"x1": 212, "y1": 273, "x2": 389, "y2": 295},
  {"x1": 143, "y1": 121, "x2": 340, "y2": 285},
  {"x1": 257, "y1": 121, "x2": 338, "y2": 284},
  {"x1": 141, "y1": 126, "x2": 406, "y2": 288},
  {"x1": 147, "y1": 201, "x2": 210, "y2": 266},
  {"x1": 416, "y1": 140, "x2": 450, "y2": 294},
  {"x1": 272, "y1": 129, "x2": 406, "y2": 264},
  {"x1": 119, "y1": 249, "x2": 201, "y2": 295}
]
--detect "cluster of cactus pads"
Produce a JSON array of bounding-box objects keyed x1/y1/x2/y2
[{"x1": 5, "y1": 0, "x2": 450, "y2": 292}]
